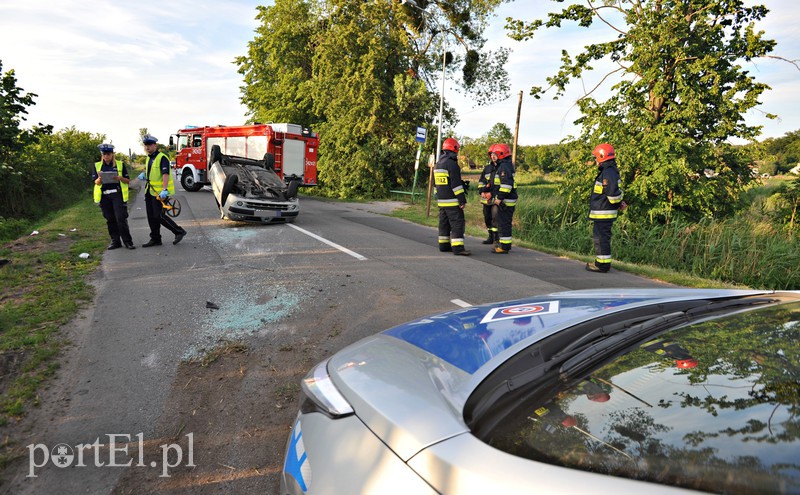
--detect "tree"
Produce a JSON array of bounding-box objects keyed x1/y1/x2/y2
[
  {"x1": 236, "y1": 0, "x2": 509, "y2": 198},
  {"x1": 0, "y1": 61, "x2": 52, "y2": 218},
  {"x1": 507, "y1": 0, "x2": 796, "y2": 223}
]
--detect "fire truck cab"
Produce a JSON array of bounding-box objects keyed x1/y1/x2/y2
[{"x1": 170, "y1": 123, "x2": 319, "y2": 192}]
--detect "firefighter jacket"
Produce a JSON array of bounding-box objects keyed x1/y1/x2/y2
[
  {"x1": 146, "y1": 151, "x2": 175, "y2": 196},
  {"x1": 93, "y1": 160, "x2": 129, "y2": 203},
  {"x1": 483, "y1": 157, "x2": 517, "y2": 206},
  {"x1": 434, "y1": 150, "x2": 467, "y2": 208},
  {"x1": 589, "y1": 159, "x2": 624, "y2": 221},
  {"x1": 477, "y1": 163, "x2": 494, "y2": 205}
]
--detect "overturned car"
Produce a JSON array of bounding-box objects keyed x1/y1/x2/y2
[{"x1": 208, "y1": 145, "x2": 301, "y2": 224}]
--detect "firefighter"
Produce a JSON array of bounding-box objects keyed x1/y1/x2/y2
[
  {"x1": 477, "y1": 150, "x2": 498, "y2": 245},
  {"x1": 92, "y1": 143, "x2": 135, "y2": 250},
  {"x1": 138, "y1": 134, "x2": 187, "y2": 247},
  {"x1": 586, "y1": 143, "x2": 626, "y2": 272},
  {"x1": 435, "y1": 137, "x2": 471, "y2": 256},
  {"x1": 485, "y1": 143, "x2": 517, "y2": 254},
  {"x1": 641, "y1": 337, "x2": 699, "y2": 369}
]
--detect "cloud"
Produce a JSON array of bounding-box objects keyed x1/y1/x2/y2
[{"x1": 0, "y1": 0, "x2": 260, "y2": 152}]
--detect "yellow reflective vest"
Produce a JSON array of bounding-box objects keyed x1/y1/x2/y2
[
  {"x1": 146, "y1": 152, "x2": 175, "y2": 196},
  {"x1": 94, "y1": 160, "x2": 129, "y2": 203}
]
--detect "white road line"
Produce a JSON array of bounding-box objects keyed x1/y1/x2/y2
[
  {"x1": 451, "y1": 299, "x2": 472, "y2": 308},
  {"x1": 289, "y1": 224, "x2": 368, "y2": 261}
]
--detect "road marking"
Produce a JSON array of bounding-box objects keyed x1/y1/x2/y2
[
  {"x1": 451, "y1": 299, "x2": 472, "y2": 308},
  {"x1": 288, "y1": 224, "x2": 368, "y2": 261}
]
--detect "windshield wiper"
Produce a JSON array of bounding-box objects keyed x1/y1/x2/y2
[{"x1": 559, "y1": 297, "x2": 776, "y2": 375}]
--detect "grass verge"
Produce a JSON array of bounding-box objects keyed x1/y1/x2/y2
[
  {"x1": 0, "y1": 199, "x2": 107, "y2": 430},
  {"x1": 387, "y1": 198, "x2": 743, "y2": 289}
]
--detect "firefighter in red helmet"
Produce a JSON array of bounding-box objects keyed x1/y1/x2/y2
[
  {"x1": 477, "y1": 148, "x2": 498, "y2": 245},
  {"x1": 479, "y1": 143, "x2": 516, "y2": 253},
  {"x1": 586, "y1": 143, "x2": 626, "y2": 272},
  {"x1": 641, "y1": 337, "x2": 699, "y2": 369},
  {"x1": 435, "y1": 137, "x2": 471, "y2": 255}
]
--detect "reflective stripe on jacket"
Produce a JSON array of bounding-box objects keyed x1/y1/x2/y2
[
  {"x1": 589, "y1": 159, "x2": 624, "y2": 220},
  {"x1": 94, "y1": 160, "x2": 129, "y2": 203},
  {"x1": 434, "y1": 150, "x2": 466, "y2": 208}
]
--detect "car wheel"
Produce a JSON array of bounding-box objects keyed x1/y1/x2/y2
[
  {"x1": 210, "y1": 145, "x2": 223, "y2": 165},
  {"x1": 262, "y1": 152, "x2": 275, "y2": 170},
  {"x1": 286, "y1": 180, "x2": 301, "y2": 199},
  {"x1": 181, "y1": 170, "x2": 202, "y2": 192},
  {"x1": 221, "y1": 174, "x2": 238, "y2": 207}
]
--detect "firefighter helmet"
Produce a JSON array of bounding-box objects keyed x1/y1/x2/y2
[
  {"x1": 587, "y1": 392, "x2": 611, "y2": 403},
  {"x1": 592, "y1": 143, "x2": 615, "y2": 163},
  {"x1": 561, "y1": 415, "x2": 577, "y2": 428},
  {"x1": 676, "y1": 358, "x2": 698, "y2": 369},
  {"x1": 442, "y1": 137, "x2": 460, "y2": 153},
  {"x1": 98, "y1": 143, "x2": 115, "y2": 153},
  {"x1": 488, "y1": 143, "x2": 511, "y2": 160}
]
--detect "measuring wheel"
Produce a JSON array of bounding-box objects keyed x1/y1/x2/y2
[{"x1": 162, "y1": 197, "x2": 182, "y2": 217}]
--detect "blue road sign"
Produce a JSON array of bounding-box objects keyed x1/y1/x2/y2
[{"x1": 415, "y1": 126, "x2": 427, "y2": 143}]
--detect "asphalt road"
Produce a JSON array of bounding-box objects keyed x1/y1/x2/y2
[{"x1": 6, "y1": 184, "x2": 668, "y2": 494}]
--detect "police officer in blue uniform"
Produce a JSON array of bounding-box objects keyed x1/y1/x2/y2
[
  {"x1": 138, "y1": 134, "x2": 186, "y2": 247},
  {"x1": 92, "y1": 143, "x2": 135, "y2": 250},
  {"x1": 586, "y1": 143, "x2": 626, "y2": 272}
]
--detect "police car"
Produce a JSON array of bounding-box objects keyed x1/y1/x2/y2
[{"x1": 281, "y1": 288, "x2": 800, "y2": 494}]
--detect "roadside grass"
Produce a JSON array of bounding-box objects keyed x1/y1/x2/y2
[
  {"x1": 387, "y1": 190, "x2": 756, "y2": 290},
  {"x1": 0, "y1": 199, "x2": 107, "y2": 431}
]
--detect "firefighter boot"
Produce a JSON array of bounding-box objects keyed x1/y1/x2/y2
[
  {"x1": 481, "y1": 231, "x2": 494, "y2": 244},
  {"x1": 453, "y1": 246, "x2": 472, "y2": 256}
]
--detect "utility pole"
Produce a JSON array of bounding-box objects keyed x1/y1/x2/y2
[{"x1": 512, "y1": 90, "x2": 523, "y2": 166}]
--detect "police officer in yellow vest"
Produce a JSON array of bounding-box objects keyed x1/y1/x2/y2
[
  {"x1": 138, "y1": 134, "x2": 186, "y2": 247},
  {"x1": 92, "y1": 143, "x2": 135, "y2": 250}
]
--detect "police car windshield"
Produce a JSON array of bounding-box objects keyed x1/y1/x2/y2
[{"x1": 482, "y1": 301, "x2": 800, "y2": 494}]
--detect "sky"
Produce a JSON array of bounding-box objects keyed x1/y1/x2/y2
[{"x1": 0, "y1": 1, "x2": 797, "y2": 155}]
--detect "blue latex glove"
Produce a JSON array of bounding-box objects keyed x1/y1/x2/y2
[
  {"x1": 159, "y1": 190, "x2": 169, "y2": 200},
  {"x1": 137, "y1": 172, "x2": 146, "y2": 180}
]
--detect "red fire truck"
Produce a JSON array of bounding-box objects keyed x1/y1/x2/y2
[{"x1": 169, "y1": 123, "x2": 319, "y2": 192}]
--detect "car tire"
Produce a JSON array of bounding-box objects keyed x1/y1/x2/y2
[
  {"x1": 286, "y1": 179, "x2": 301, "y2": 199},
  {"x1": 210, "y1": 145, "x2": 223, "y2": 165},
  {"x1": 221, "y1": 174, "x2": 238, "y2": 207},
  {"x1": 262, "y1": 152, "x2": 275, "y2": 170},
  {"x1": 181, "y1": 170, "x2": 203, "y2": 192}
]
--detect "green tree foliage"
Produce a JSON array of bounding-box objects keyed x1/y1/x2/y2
[
  {"x1": 507, "y1": 0, "x2": 791, "y2": 224},
  {"x1": 0, "y1": 61, "x2": 54, "y2": 218},
  {"x1": 762, "y1": 130, "x2": 800, "y2": 173},
  {"x1": 9, "y1": 128, "x2": 104, "y2": 219},
  {"x1": 237, "y1": 0, "x2": 509, "y2": 198}
]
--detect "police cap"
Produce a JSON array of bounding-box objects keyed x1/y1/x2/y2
[
  {"x1": 98, "y1": 143, "x2": 115, "y2": 153},
  {"x1": 142, "y1": 134, "x2": 158, "y2": 144}
]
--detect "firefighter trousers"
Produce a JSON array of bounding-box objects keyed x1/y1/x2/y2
[
  {"x1": 592, "y1": 220, "x2": 614, "y2": 271},
  {"x1": 438, "y1": 206, "x2": 466, "y2": 252},
  {"x1": 496, "y1": 204, "x2": 514, "y2": 251}
]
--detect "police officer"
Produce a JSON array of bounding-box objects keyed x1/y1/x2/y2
[
  {"x1": 477, "y1": 150, "x2": 498, "y2": 245},
  {"x1": 485, "y1": 143, "x2": 516, "y2": 254},
  {"x1": 435, "y1": 137, "x2": 470, "y2": 256},
  {"x1": 92, "y1": 143, "x2": 135, "y2": 250},
  {"x1": 138, "y1": 134, "x2": 186, "y2": 247},
  {"x1": 586, "y1": 143, "x2": 625, "y2": 272}
]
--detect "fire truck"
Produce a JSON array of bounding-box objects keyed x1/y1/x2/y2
[{"x1": 169, "y1": 123, "x2": 319, "y2": 192}]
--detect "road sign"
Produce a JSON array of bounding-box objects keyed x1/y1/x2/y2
[{"x1": 415, "y1": 126, "x2": 427, "y2": 143}]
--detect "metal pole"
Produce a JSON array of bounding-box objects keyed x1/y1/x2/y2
[
  {"x1": 435, "y1": 41, "x2": 446, "y2": 163},
  {"x1": 411, "y1": 144, "x2": 422, "y2": 203}
]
